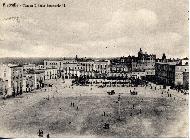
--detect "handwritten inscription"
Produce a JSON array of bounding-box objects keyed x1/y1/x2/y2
[{"x1": 2, "y1": 3, "x2": 66, "y2": 8}]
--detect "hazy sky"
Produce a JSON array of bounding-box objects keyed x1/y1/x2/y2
[{"x1": 0, "y1": 0, "x2": 188, "y2": 58}]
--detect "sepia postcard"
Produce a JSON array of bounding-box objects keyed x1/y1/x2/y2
[{"x1": 0, "y1": 0, "x2": 189, "y2": 138}]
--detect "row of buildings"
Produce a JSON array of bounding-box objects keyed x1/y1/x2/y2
[
  {"x1": 0, "y1": 48, "x2": 189, "y2": 98},
  {"x1": 43, "y1": 48, "x2": 189, "y2": 88},
  {"x1": 44, "y1": 58, "x2": 110, "y2": 79},
  {"x1": 43, "y1": 48, "x2": 156, "y2": 80},
  {"x1": 0, "y1": 64, "x2": 58, "y2": 98}
]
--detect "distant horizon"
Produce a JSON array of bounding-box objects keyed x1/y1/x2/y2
[{"x1": 0, "y1": 54, "x2": 188, "y2": 60}]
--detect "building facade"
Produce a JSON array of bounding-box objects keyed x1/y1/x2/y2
[
  {"x1": 0, "y1": 64, "x2": 23, "y2": 97},
  {"x1": 22, "y1": 73, "x2": 35, "y2": 92},
  {"x1": 109, "y1": 56, "x2": 131, "y2": 79},
  {"x1": 183, "y1": 72, "x2": 189, "y2": 89},
  {"x1": 175, "y1": 65, "x2": 189, "y2": 86},
  {"x1": 155, "y1": 62, "x2": 176, "y2": 86},
  {"x1": 132, "y1": 48, "x2": 156, "y2": 72},
  {"x1": 44, "y1": 68, "x2": 58, "y2": 80}
]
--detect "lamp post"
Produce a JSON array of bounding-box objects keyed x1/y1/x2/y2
[{"x1": 118, "y1": 94, "x2": 121, "y2": 121}]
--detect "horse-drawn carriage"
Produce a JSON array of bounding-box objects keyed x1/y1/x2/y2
[
  {"x1": 130, "y1": 91, "x2": 138, "y2": 95},
  {"x1": 107, "y1": 90, "x2": 115, "y2": 95},
  {"x1": 48, "y1": 84, "x2": 53, "y2": 87}
]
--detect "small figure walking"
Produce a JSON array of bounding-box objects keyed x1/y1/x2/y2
[
  {"x1": 133, "y1": 104, "x2": 135, "y2": 109},
  {"x1": 38, "y1": 129, "x2": 43, "y2": 137},
  {"x1": 47, "y1": 133, "x2": 50, "y2": 138},
  {"x1": 118, "y1": 94, "x2": 121, "y2": 101}
]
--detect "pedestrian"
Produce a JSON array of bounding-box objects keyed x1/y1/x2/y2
[
  {"x1": 41, "y1": 130, "x2": 43, "y2": 137},
  {"x1": 76, "y1": 106, "x2": 78, "y2": 110},
  {"x1": 47, "y1": 133, "x2": 50, "y2": 138},
  {"x1": 130, "y1": 113, "x2": 132, "y2": 116},
  {"x1": 118, "y1": 95, "x2": 121, "y2": 101},
  {"x1": 38, "y1": 129, "x2": 40, "y2": 137},
  {"x1": 38, "y1": 129, "x2": 43, "y2": 137}
]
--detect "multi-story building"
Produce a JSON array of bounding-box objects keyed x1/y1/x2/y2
[
  {"x1": 109, "y1": 56, "x2": 131, "y2": 79},
  {"x1": 130, "y1": 48, "x2": 156, "y2": 79},
  {"x1": 44, "y1": 59, "x2": 81, "y2": 79},
  {"x1": 155, "y1": 62, "x2": 176, "y2": 86},
  {"x1": 22, "y1": 73, "x2": 35, "y2": 92},
  {"x1": 44, "y1": 68, "x2": 58, "y2": 80},
  {"x1": 44, "y1": 57, "x2": 110, "y2": 79},
  {"x1": 44, "y1": 60, "x2": 62, "y2": 69},
  {"x1": 23, "y1": 69, "x2": 45, "y2": 92},
  {"x1": 58, "y1": 58, "x2": 109, "y2": 79},
  {"x1": 183, "y1": 72, "x2": 189, "y2": 89},
  {"x1": 60, "y1": 59, "x2": 81, "y2": 79},
  {"x1": 0, "y1": 64, "x2": 23, "y2": 97},
  {"x1": 78, "y1": 58, "x2": 110, "y2": 79},
  {"x1": 175, "y1": 62, "x2": 189, "y2": 86},
  {"x1": 78, "y1": 58, "x2": 94, "y2": 78},
  {"x1": 132, "y1": 48, "x2": 156, "y2": 72},
  {"x1": 155, "y1": 58, "x2": 189, "y2": 88},
  {"x1": 0, "y1": 78, "x2": 7, "y2": 95},
  {"x1": 93, "y1": 60, "x2": 110, "y2": 78},
  {"x1": 33, "y1": 70, "x2": 45, "y2": 89}
]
